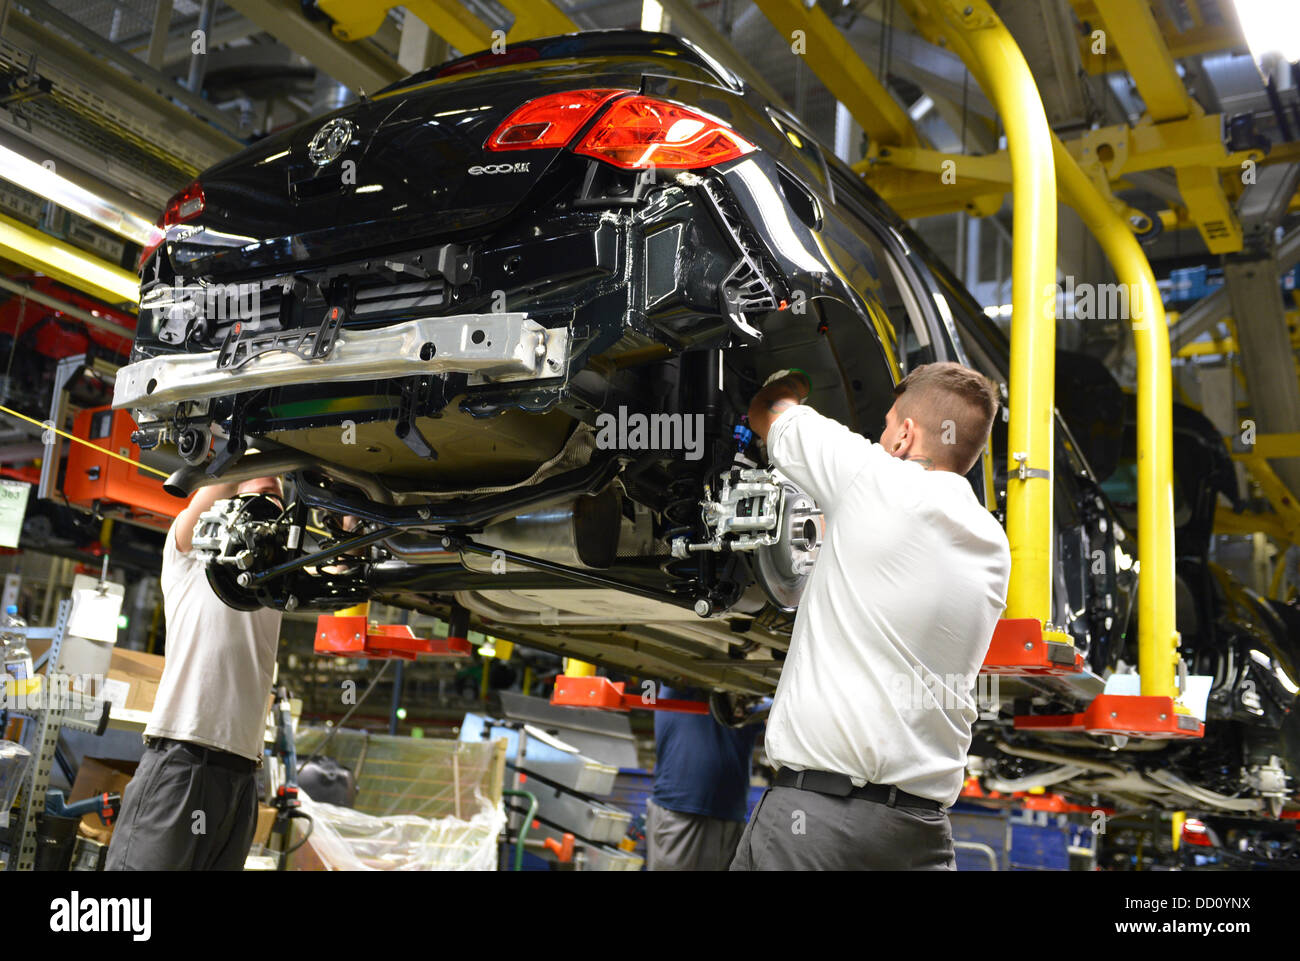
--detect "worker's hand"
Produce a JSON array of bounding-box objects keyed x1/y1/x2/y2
[
  {"x1": 762, "y1": 368, "x2": 811, "y2": 394},
  {"x1": 748, "y1": 369, "x2": 810, "y2": 441}
]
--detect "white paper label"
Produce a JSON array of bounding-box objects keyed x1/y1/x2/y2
[
  {"x1": 0, "y1": 481, "x2": 30, "y2": 549},
  {"x1": 99, "y1": 677, "x2": 130, "y2": 711},
  {"x1": 67, "y1": 588, "x2": 124, "y2": 644}
]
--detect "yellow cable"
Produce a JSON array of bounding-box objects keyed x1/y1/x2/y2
[{"x1": 0, "y1": 403, "x2": 168, "y2": 477}]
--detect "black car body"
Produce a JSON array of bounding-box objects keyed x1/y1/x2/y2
[{"x1": 115, "y1": 31, "x2": 1294, "y2": 821}]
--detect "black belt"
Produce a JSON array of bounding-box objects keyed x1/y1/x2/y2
[
  {"x1": 775, "y1": 767, "x2": 943, "y2": 811},
  {"x1": 144, "y1": 736, "x2": 259, "y2": 774}
]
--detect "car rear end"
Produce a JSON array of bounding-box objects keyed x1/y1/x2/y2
[{"x1": 118, "y1": 31, "x2": 791, "y2": 487}]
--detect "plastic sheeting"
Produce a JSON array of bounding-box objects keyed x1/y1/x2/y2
[
  {"x1": 294, "y1": 727, "x2": 506, "y2": 819},
  {"x1": 297, "y1": 788, "x2": 506, "y2": 871}
]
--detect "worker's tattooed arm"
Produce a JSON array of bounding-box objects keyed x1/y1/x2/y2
[{"x1": 747, "y1": 370, "x2": 811, "y2": 441}]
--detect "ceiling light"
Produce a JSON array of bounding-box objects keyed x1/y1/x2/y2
[
  {"x1": 1233, "y1": 0, "x2": 1300, "y2": 64},
  {"x1": 0, "y1": 143, "x2": 160, "y2": 248}
]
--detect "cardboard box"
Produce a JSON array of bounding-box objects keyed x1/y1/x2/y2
[
  {"x1": 104, "y1": 648, "x2": 164, "y2": 713},
  {"x1": 68, "y1": 756, "x2": 137, "y2": 844},
  {"x1": 28, "y1": 640, "x2": 165, "y2": 715},
  {"x1": 253, "y1": 804, "x2": 276, "y2": 849}
]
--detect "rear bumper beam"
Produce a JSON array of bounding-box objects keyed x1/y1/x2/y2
[{"x1": 113, "y1": 311, "x2": 569, "y2": 412}]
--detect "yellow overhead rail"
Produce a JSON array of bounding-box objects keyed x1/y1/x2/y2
[
  {"x1": 317, "y1": 0, "x2": 578, "y2": 50},
  {"x1": 1073, "y1": 0, "x2": 1243, "y2": 253},
  {"x1": 858, "y1": 115, "x2": 1263, "y2": 229},
  {"x1": 749, "y1": 0, "x2": 920, "y2": 154},
  {"x1": 898, "y1": 0, "x2": 1058, "y2": 629},
  {"x1": 1070, "y1": 0, "x2": 1245, "y2": 66},
  {"x1": 0, "y1": 212, "x2": 139, "y2": 307},
  {"x1": 1090, "y1": 0, "x2": 1193, "y2": 123}
]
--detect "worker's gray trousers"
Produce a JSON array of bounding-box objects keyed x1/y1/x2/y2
[
  {"x1": 728, "y1": 786, "x2": 956, "y2": 871},
  {"x1": 645, "y1": 798, "x2": 745, "y2": 871},
  {"x1": 106, "y1": 738, "x2": 259, "y2": 871}
]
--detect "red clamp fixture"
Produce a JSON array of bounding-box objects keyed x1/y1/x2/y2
[
  {"x1": 550, "y1": 676, "x2": 709, "y2": 714},
  {"x1": 1014, "y1": 693, "x2": 1205, "y2": 739},
  {"x1": 314, "y1": 614, "x2": 472, "y2": 660},
  {"x1": 980, "y1": 618, "x2": 1086, "y2": 676}
]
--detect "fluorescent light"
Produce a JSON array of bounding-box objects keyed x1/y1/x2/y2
[
  {"x1": 1233, "y1": 0, "x2": 1300, "y2": 63},
  {"x1": 0, "y1": 143, "x2": 160, "y2": 248},
  {"x1": 641, "y1": 0, "x2": 666, "y2": 32},
  {"x1": 908, "y1": 95, "x2": 935, "y2": 122}
]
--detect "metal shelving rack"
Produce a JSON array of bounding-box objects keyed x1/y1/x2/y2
[{"x1": 1, "y1": 599, "x2": 97, "y2": 871}]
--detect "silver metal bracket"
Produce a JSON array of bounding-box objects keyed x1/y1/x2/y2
[{"x1": 1012, "y1": 451, "x2": 1051, "y2": 481}]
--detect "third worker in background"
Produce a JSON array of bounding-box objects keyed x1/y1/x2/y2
[{"x1": 646, "y1": 685, "x2": 763, "y2": 871}]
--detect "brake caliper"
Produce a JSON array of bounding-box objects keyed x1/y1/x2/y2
[
  {"x1": 192, "y1": 494, "x2": 287, "y2": 589},
  {"x1": 670, "y1": 468, "x2": 823, "y2": 612}
]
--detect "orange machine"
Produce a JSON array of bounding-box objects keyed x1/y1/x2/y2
[{"x1": 62, "y1": 406, "x2": 188, "y2": 531}]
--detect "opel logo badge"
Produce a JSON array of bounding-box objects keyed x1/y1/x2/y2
[{"x1": 308, "y1": 118, "x2": 355, "y2": 166}]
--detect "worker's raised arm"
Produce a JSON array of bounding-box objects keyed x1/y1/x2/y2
[
  {"x1": 750, "y1": 370, "x2": 879, "y2": 513},
  {"x1": 172, "y1": 481, "x2": 239, "y2": 553}
]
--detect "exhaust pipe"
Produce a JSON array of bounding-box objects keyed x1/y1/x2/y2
[{"x1": 384, "y1": 485, "x2": 623, "y2": 569}]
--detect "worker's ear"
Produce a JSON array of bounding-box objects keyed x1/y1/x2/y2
[{"x1": 892, "y1": 416, "x2": 917, "y2": 457}]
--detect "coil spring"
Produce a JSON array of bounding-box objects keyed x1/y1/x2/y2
[{"x1": 661, "y1": 475, "x2": 703, "y2": 592}]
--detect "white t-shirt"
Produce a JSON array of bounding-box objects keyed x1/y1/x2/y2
[
  {"x1": 764, "y1": 404, "x2": 1011, "y2": 806},
  {"x1": 144, "y1": 515, "x2": 283, "y2": 760}
]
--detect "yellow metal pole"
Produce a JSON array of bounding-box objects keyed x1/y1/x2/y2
[
  {"x1": 902, "y1": 1, "x2": 1180, "y2": 700},
  {"x1": 901, "y1": 0, "x2": 1058, "y2": 625},
  {"x1": 1052, "y1": 137, "x2": 1180, "y2": 700}
]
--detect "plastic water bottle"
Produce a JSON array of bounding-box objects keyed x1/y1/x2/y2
[{"x1": 1, "y1": 605, "x2": 32, "y2": 684}]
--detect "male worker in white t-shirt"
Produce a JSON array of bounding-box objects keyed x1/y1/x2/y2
[
  {"x1": 730, "y1": 362, "x2": 1010, "y2": 871},
  {"x1": 107, "y1": 475, "x2": 283, "y2": 871}
]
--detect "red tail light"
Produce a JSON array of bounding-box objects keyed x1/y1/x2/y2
[
  {"x1": 574, "y1": 96, "x2": 755, "y2": 169},
  {"x1": 165, "y1": 181, "x2": 206, "y2": 224},
  {"x1": 487, "y1": 89, "x2": 627, "y2": 152},
  {"x1": 137, "y1": 181, "x2": 204, "y2": 271},
  {"x1": 1181, "y1": 819, "x2": 1214, "y2": 847}
]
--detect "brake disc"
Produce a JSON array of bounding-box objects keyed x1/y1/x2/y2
[{"x1": 752, "y1": 481, "x2": 823, "y2": 612}]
